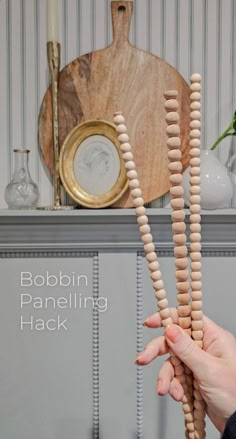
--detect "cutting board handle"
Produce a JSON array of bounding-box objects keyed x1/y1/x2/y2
[{"x1": 111, "y1": 1, "x2": 133, "y2": 47}]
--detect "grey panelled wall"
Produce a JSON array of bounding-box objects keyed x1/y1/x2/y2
[{"x1": 1, "y1": 0, "x2": 236, "y2": 207}]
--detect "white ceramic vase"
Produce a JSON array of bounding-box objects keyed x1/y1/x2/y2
[{"x1": 182, "y1": 150, "x2": 233, "y2": 209}]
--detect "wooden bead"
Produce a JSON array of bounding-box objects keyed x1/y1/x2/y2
[
  {"x1": 144, "y1": 243, "x2": 155, "y2": 253},
  {"x1": 139, "y1": 224, "x2": 150, "y2": 234},
  {"x1": 167, "y1": 137, "x2": 181, "y2": 148},
  {"x1": 168, "y1": 149, "x2": 182, "y2": 160},
  {"x1": 118, "y1": 133, "x2": 129, "y2": 143},
  {"x1": 136, "y1": 206, "x2": 146, "y2": 216},
  {"x1": 191, "y1": 301, "x2": 202, "y2": 311},
  {"x1": 190, "y1": 168, "x2": 200, "y2": 178},
  {"x1": 158, "y1": 298, "x2": 169, "y2": 309},
  {"x1": 191, "y1": 73, "x2": 201, "y2": 82},
  {"x1": 190, "y1": 82, "x2": 201, "y2": 91},
  {"x1": 190, "y1": 119, "x2": 201, "y2": 129},
  {"x1": 192, "y1": 331, "x2": 203, "y2": 340},
  {"x1": 190, "y1": 186, "x2": 200, "y2": 195},
  {"x1": 171, "y1": 198, "x2": 185, "y2": 209},
  {"x1": 190, "y1": 252, "x2": 201, "y2": 262},
  {"x1": 190, "y1": 138, "x2": 201, "y2": 148},
  {"x1": 190, "y1": 176, "x2": 200, "y2": 185},
  {"x1": 176, "y1": 269, "x2": 189, "y2": 281},
  {"x1": 194, "y1": 409, "x2": 205, "y2": 420},
  {"x1": 190, "y1": 204, "x2": 200, "y2": 214},
  {"x1": 191, "y1": 272, "x2": 201, "y2": 281},
  {"x1": 192, "y1": 320, "x2": 203, "y2": 330},
  {"x1": 172, "y1": 222, "x2": 186, "y2": 233},
  {"x1": 194, "y1": 389, "x2": 203, "y2": 400},
  {"x1": 141, "y1": 233, "x2": 153, "y2": 244},
  {"x1": 191, "y1": 265, "x2": 202, "y2": 274},
  {"x1": 190, "y1": 102, "x2": 201, "y2": 111},
  {"x1": 152, "y1": 279, "x2": 164, "y2": 289},
  {"x1": 116, "y1": 123, "x2": 127, "y2": 134},
  {"x1": 191, "y1": 291, "x2": 202, "y2": 301},
  {"x1": 160, "y1": 308, "x2": 170, "y2": 319},
  {"x1": 125, "y1": 160, "x2": 135, "y2": 170},
  {"x1": 190, "y1": 92, "x2": 201, "y2": 101},
  {"x1": 194, "y1": 400, "x2": 205, "y2": 410},
  {"x1": 169, "y1": 174, "x2": 183, "y2": 185},
  {"x1": 185, "y1": 412, "x2": 194, "y2": 423},
  {"x1": 148, "y1": 261, "x2": 160, "y2": 272},
  {"x1": 155, "y1": 289, "x2": 166, "y2": 300},
  {"x1": 120, "y1": 142, "x2": 132, "y2": 153},
  {"x1": 192, "y1": 281, "x2": 202, "y2": 290},
  {"x1": 190, "y1": 223, "x2": 201, "y2": 232},
  {"x1": 174, "y1": 246, "x2": 188, "y2": 257},
  {"x1": 190, "y1": 242, "x2": 201, "y2": 252},
  {"x1": 190, "y1": 157, "x2": 200, "y2": 166},
  {"x1": 170, "y1": 186, "x2": 184, "y2": 196},
  {"x1": 133, "y1": 197, "x2": 144, "y2": 207},
  {"x1": 173, "y1": 233, "x2": 187, "y2": 245},
  {"x1": 123, "y1": 151, "x2": 134, "y2": 161},
  {"x1": 168, "y1": 162, "x2": 182, "y2": 173},
  {"x1": 190, "y1": 128, "x2": 201, "y2": 137},
  {"x1": 190, "y1": 148, "x2": 200, "y2": 157},
  {"x1": 190, "y1": 214, "x2": 201, "y2": 223},
  {"x1": 190, "y1": 111, "x2": 201, "y2": 121},
  {"x1": 191, "y1": 310, "x2": 203, "y2": 320},
  {"x1": 178, "y1": 305, "x2": 191, "y2": 317},
  {"x1": 164, "y1": 99, "x2": 179, "y2": 111},
  {"x1": 137, "y1": 215, "x2": 148, "y2": 226},
  {"x1": 173, "y1": 211, "x2": 187, "y2": 224},
  {"x1": 177, "y1": 293, "x2": 190, "y2": 305},
  {"x1": 175, "y1": 364, "x2": 185, "y2": 375},
  {"x1": 179, "y1": 317, "x2": 191, "y2": 329},
  {"x1": 146, "y1": 252, "x2": 157, "y2": 262},
  {"x1": 190, "y1": 233, "x2": 201, "y2": 242},
  {"x1": 164, "y1": 90, "x2": 178, "y2": 98},
  {"x1": 113, "y1": 114, "x2": 125, "y2": 124},
  {"x1": 166, "y1": 124, "x2": 181, "y2": 136},
  {"x1": 175, "y1": 257, "x2": 188, "y2": 269},
  {"x1": 131, "y1": 188, "x2": 142, "y2": 198},
  {"x1": 177, "y1": 281, "x2": 190, "y2": 292},
  {"x1": 165, "y1": 112, "x2": 180, "y2": 124}
]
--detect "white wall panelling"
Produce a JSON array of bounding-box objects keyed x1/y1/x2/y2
[
  {"x1": 1, "y1": 209, "x2": 236, "y2": 438},
  {"x1": 1, "y1": 0, "x2": 236, "y2": 207}
]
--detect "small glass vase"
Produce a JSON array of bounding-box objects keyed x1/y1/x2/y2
[{"x1": 5, "y1": 149, "x2": 39, "y2": 209}]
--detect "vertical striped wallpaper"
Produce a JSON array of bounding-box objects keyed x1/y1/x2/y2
[{"x1": 0, "y1": 0, "x2": 235, "y2": 208}]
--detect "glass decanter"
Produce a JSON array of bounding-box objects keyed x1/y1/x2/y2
[{"x1": 5, "y1": 149, "x2": 39, "y2": 209}]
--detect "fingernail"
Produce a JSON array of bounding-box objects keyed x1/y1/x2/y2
[
  {"x1": 135, "y1": 351, "x2": 145, "y2": 364},
  {"x1": 143, "y1": 320, "x2": 148, "y2": 326},
  {"x1": 165, "y1": 325, "x2": 182, "y2": 343}
]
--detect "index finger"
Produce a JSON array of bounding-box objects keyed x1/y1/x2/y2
[{"x1": 144, "y1": 308, "x2": 179, "y2": 328}]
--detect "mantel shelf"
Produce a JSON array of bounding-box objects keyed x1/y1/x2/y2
[{"x1": 0, "y1": 208, "x2": 235, "y2": 253}]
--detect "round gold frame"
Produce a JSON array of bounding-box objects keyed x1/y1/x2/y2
[{"x1": 59, "y1": 120, "x2": 128, "y2": 208}]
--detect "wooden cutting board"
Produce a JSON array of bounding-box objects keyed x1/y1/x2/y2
[{"x1": 38, "y1": 0, "x2": 190, "y2": 208}]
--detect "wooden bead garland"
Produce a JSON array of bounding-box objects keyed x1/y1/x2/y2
[
  {"x1": 113, "y1": 111, "x2": 195, "y2": 438},
  {"x1": 164, "y1": 91, "x2": 196, "y2": 439},
  {"x1": 189, "y1": 74, "x2": 206, "y2": 439}
]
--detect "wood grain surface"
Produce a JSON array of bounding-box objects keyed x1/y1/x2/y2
[{"x1": 38, "y1": 1, "x2": 190, "y2": 208}]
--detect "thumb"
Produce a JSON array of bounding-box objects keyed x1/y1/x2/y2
[{"x1": 165, "y1": 324, "x2": 213, "y2": 380}]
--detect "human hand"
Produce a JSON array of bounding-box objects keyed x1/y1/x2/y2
[{"x1": 135, "y1": 309, "x2": 236, "y2": 433}]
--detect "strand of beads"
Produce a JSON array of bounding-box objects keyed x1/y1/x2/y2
[
  {"x1": 164, "y1": 91, "x2": 195, "y2": 439},
  {"x1": 189, "y1": 73, "x2": 206, "y2": 439},
  {"x1": 113, "y1": 111, "x2": 195, "y2": 439}
]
